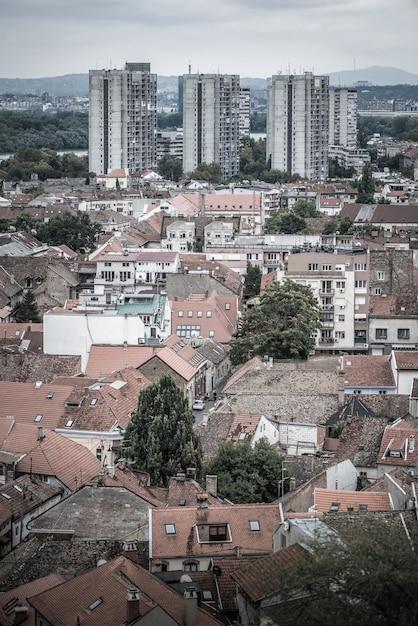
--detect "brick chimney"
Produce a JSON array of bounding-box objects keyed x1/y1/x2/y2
[
  {"x1": 123, "y1": 540, "x2": 138, "y2": 563},
  {"x1": 13, "y1": 606, "x2": 29, "y2": 625},
  {"x1": 126, "y1": 585, "x2": 140, "y2": 623},
  {"x1": 183, "y1": 588, "x2": 198, "y2": 626},
  {"x1": 205, "y1": 474, "x2": 217, "y2": 497}
]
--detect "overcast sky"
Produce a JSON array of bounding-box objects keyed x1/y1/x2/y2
[{"x1": 2, "y1": 0, "x2": 417, "y2": 79}]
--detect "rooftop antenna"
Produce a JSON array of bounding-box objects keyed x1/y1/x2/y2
[{"x1": 188, "y1": 61, "x2": 191, "y2": 75}]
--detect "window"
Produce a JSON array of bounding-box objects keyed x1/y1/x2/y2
[
  {"x1": 375, "y1": 288, "x2": 382, "y2": 295},
  {"x1": 202, "y1": 590, "x2": 213, "y2": 601},
  {"x1": 308, "y1": 263, "x2": 319, "y2": 271},
  {"x1": 330, "y1": 502, "x2": 340, "y2": 512},
  {"x1": 209, "y1": 525, "x2": 228, "y2": 541},
  {"x1": 34, "y1": 414, "x2": 43, "y2": 422},
  {"x1": 101, "y1": 271, "x2": 115, "y2": 282},
  {"x1": 176, "y1": 325, "x2": 201, "y2": 338},
  {"x1": 377, "y1": 271, "x2": 385, "y2": 281},
  {"x1": 65, "y1": 420, "x2": 74, "y2": 428},
  {"x1": 209, "y1": 330, "x2": 215, "y2": 337},
  {"x1": 355, "y1": 280, "x2": 367, "y2": 289},
  {"x1": 183, "y1": 561, "x2": 198, "y2": 571},
  {"x1": 355, "y1": 263, "x2": 366, "y2": 271},
  {"x1": 96, "y1": 448, "x2": 102, "y2": 461},
  {"x1": 225, "y1": 303, "x2": 231, "y2": 310},
  {"x1": 188, "y1": 310, "x2": 193, "y2": 318},
  {"x1": 88, "y1": 598, "x2": 103, "y2": 611},
  {"x1": 249, "y1": 520, "x2": 260, "y2": 531},
  {"x1": 178, "y1": 310, "x2": 184, "y2": 317},
  {"x1": 336, "y1": 281, "x2": 346, "y2": 289},
  {"x1": 379, "y1": 390, "x2": 387, "y2": 395},
  {"x1": 197, "y1": 311, "x2": 202, "y2": 318},
  {"x1": 375, "y1": 328, "x2": 387, "y2": 340},
  {"x1": 398, "y1": 328, "x2": 410, "y2": 340},
  {"x1": 322, "y1": 264, "x2": 332, "y2": 271},
  {"x1": 337, "y1": 314, "x2": 345, "y2": 322},
  {"x1": 120, "y1": 271, "x2": 131, "y2": 282},
  {"x1": 206, "y1": 311, "x2": 212, "y2": 318},
  {"x1": 165, "y1": 524, "x2": 176, "y2": 534},
  {"x1": 46, "y1": 392, "x2": 54, "y2": 399},
  {"x1": 104, "y1": 262, "x2": 112, "y2": 267},
  {"x1": 335, "y1": 331, "x2": 345, "y2": 340}
]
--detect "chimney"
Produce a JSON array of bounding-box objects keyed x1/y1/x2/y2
[
  {"x1": 123, "y1": 540, "x2": 138, "y2": 563},
  {"x1": 183, "y1": 588, "x2": 198, "y2": 626},
  {"x1": 126, "y1": 585, "x2": 140, "y2": 623},
  {"x1": 409, "y1": 435, "x2": 415, "y2": 454},
  {"x1": 38, "y1": 426, "x2": 45, "y2": 441},
  {"x1": 13, "y1": 606, "x2": 29, "y2": 625},
  {"x1": 335, "y1": 479, "x2": 339, "y2": 490},
  {"x1": 205, "y1": 474, "x2": 217, "y2": 497}
]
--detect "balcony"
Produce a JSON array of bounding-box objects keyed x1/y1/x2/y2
[{"x1": 321, "y1": 320, "x2": 334, "y2": 328}]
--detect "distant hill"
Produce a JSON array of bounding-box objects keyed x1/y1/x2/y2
[
  {"x1": 0, "y1": 66, "x2": 416, "y2": 96},
  {"x1": 327, "y1": 66, "x2": 418, "y2": 87}
]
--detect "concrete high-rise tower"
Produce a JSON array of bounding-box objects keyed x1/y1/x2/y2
[
  {"x1": 266, "y1": 73, "x2": 330, "y2": 180},
  {"x1": 89, "y1": 62, "x2": 157, "y2": 175},
  {"x1": 329, "y1": 88, "x2": 358, "y2": 148},
  {"x1": 182, "y1": 73, "x2": 241, "y2": 179}
]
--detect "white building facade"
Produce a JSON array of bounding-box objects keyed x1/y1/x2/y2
[{"x1": 89, "y1": 62, "x2": 157, "y2": 175}]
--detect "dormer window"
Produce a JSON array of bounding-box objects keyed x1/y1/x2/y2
[{"x1": 330, "y1": 502, "x2": 340, "y2": 512}]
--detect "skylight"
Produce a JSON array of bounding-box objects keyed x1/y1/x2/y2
[
  {"x1": 165, "y1": 523, "x2": 176, "y2": 535},
  {"x1": 249, "y1": 520, "x2": 260, "y2": 531},
  {"x1": 34, "y1": 414, "x2": 43, "y2": 423},
  {"x1": 88, "y1": 598, "x2": 103, "y2": 611},
  {"x1": 65, "y1": 420, "x2": 74, "y2": 428}
]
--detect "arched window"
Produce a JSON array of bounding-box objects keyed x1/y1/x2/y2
[
  {"x1": 25, "y1": 277, "x2": 32, "y2": 288},
  {"x1": 183, "y1": 560, "x2": 199, "y2": 572}
]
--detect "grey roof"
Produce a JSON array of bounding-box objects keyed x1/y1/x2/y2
[{"x1": 196, "y1": 339, "x2": 228, "y2": 365}]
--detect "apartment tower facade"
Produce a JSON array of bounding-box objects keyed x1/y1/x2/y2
[
  {"x1": 329, "y1": 88, "x2": 358, "y2": 148},
  {"x1": 182, "y1": 73, "x2": 241, "y2": 179},
  {"x1": 89, "y1": 62, "x2": 157, "y2": 175},
  {"x1": 266, "y1": 73, "x2": 330, "y2": 180}
]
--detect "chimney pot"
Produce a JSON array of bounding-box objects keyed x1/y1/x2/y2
[{"x1": 126, "y1": 585, "x2": 140, "y2": 623}]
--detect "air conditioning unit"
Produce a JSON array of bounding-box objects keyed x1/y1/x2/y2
[
  {"x1": 339, "y1": 289, "x2": 345, "y2": 293},
  {"x1": 340, "y1": 305, "x2": 346, "y2": 309},
  {"x1": 138, "y1": 338, "x2": 146, "y2": 344}
]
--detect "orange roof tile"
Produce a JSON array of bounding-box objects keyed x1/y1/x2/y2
[
  {"x1": 85, "y1": 346, "x2": 156, "y2": 378},
  {"x1": 314, "y1": 487, "x2": 392, "y2": 513},
  {"x1": 0, "y1": 381, "x2": 73, "y2": 429},
  {"x1": 227, "y1": 413, "x2": 262, "y2": 443},
  {"x1": 28, "y1": 556, "x2": 221, "y2": 626},
  {"x1": 151, "y1": 504, "x2": 280, "y2": 560},
  {"x1": 342, "y1": 355, "x2": 395, "y2": 388}
]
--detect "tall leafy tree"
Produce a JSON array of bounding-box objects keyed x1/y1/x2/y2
[
  {"x1": 204, "y1": 440, "x2": 285, "y2": 503},
  {"x1": 356, "y1": 162, "x2": 375, "y2": 204},
  {"x1": 244, "y1": 261, "x2": 262, "y2": 299},
  {"x1": 277, "y1": 515, "x2": 418, "y2": 625},
  {"x1": 36, "y1": 212, "x2": 100, "y2": 252},
  {"x1": 123, "y1": 374, "x2": 203, "y2": 487},
  {"x1": 13, "y1": 290, "x2": 41, "y2": 323},
  {"x1": 158, "y1": 154, "x2": 183, "y2": 182},
  {"x1": 265, "y1": 210, "x2": 307, "y2": 234},
  {"x1": 230, "y1": 280, "x2": 320, "y2": 365}
]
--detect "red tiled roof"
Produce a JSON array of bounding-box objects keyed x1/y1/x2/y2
[
  {"x1": 0, "y1": 421, "x2": 101, "y2": 491},
  {"x1": 342, "y1": 355, "x2": 395, "y2": 388},
  {"x1": 28, "y1": 556, "x2": 222, "y2": 625},
  {"x1": 0, "y1": 381, "x2": 73, "y2": 429},
  {"x1": 151, "y1": 504, "x2": 280, "y2": 560},
  {"x1": 314, "y1": 487, "x2": 392, "y2": 513},
  {"x1": 378, "y1": 419, "x2": 418, "y2": 468},
  {"x1": 0, "y1": 572, "x2": 74, "y2": 626},
  {"x1": 392, "y1": 350, "x2": 418, "y2": 370},
  {"x1": 157, "y1": 346, "x2": 198, "y2": 381},
  {"x1": 85, "y1": 346, "x2": 156, "y2": 378},
  {"x1": 231, "y1": 543, "x2": 309, "y2": 602},
  {"x1": 227, "y1": 413, "x2": 262, "y2": 443}
]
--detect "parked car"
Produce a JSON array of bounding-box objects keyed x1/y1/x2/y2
[{"x1": 193, "y1": 399, "x2": 205, "y2": 410}]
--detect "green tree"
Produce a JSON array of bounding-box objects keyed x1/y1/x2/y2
[
  {"x1": 357, "y1": 162, "x2": 375, "y2": 204},
  {"x1": 204, "y1": 440, "x2": 285, "y2": 503},
  {"x1": 158, "y1": 154, "x2": 183, "y2": 182},
  {"x1": 230, "y1": 280, "x2": 320, "y2": 365},
  {"x1": 12, "y1": 290, "x2": 41, "y2": 323},
  {"x1": 322, "y1": 216, "x2": 353, "y2": 236},
  {"x1": 244, "y1": 261, "x2": 262, "y2": 299},
  {"x1": 277, "y1": 516, "x2": 418, "y2": 626},
  {"x1": 265, "y1": 210, "x2": 307, "y2": 234},
  {"x1": 189, "y1": 162, "x2": 224, "y2": 184},
  {"x1": 36, "y1": 212, "x2": 100, "y2": 253},
  {"x1": 293, "y1": 199, "x2": 320, "y2": 218},
  {"x1": 123, "y1": 374, "x2": 203, "y2": 487}
]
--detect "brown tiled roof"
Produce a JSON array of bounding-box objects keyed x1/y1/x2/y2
[
  {"x1": 28, "y1": 555, "x2": 222, "y2": 626},
  {"x1": 227, "y1": 413, "x2": 262, "y2": 443},
  {"x1": 204, "y1": 192, "x2": 262, "y2": 212},
  {"x1": 170, "y1": 292, "x2": 236, "y2": 343},
  {"x1": 314, "y1": 487, "x2": 392, "y2": 513},
  {"x1": 151, "y1": 504, "x2": 280, "y2": 560},
  {"x1": 342, "y1": 355, "x2": 395, "y2": 388},
  {"x1": 156, "y1": 346, "x2": 198, "y2": 381},
  {"x1": 85, "y1": 345, "x2": 157, "y2": 378},
  {"x1": 57, "y1": 368, "x2": 151, "y2": 432},
  {"x1": 211, "y1": 557, "x2": 259, "y2": 611},
  {"x1": 222, "y1": 357, "x2": 261, "y2": 392},
  {"x1": 0, "y1": 381, "x2": 73, "y2": 429},
  {"x1": 0, "y1": 323, "x2": 43, "y2": 339},
  {"x1": 230, "y1": 544, "x2": 308, "y2": 602},
  {"x1": 0, "y1": 421, "x2": 101, "y2": 491},
  {"x1": 369, "y1": 295, "x2": 418, "y2": 316},
  {"x1": 378, "y1": 418, "x2": 418, "y2": 468},
  {"x1": 392, "y1": 350, "x2": 418, "y2": 370},
  {"x1": 0, "y1": 571, "x2": 74, "y2": 626},
  {"x1": 0, "y1": 475, "x2": 61, "y2": 518},
  {"x1": 178, "y1": 254, "x2": 243, "y2": 296}
]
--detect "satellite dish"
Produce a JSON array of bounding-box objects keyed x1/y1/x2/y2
[
  {"x1": 180, "y1": 574, "x2": 193, "y2": 583},
  {"x1": 212, "y1": 565, "x2": 222, "y2": 577}
]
